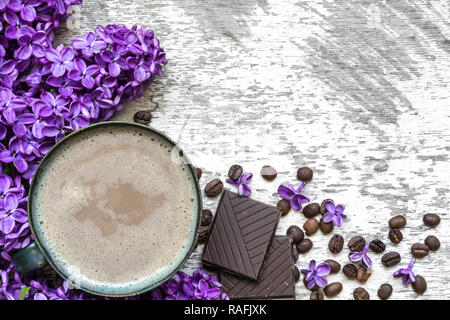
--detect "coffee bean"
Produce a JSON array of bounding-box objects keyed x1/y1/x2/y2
[
  {"x1": 348, "y1": 236, "x2": 366, "y2": 252},
  {"x1": 297, "y1": 166, "x2": 313, "y2": 182},
  {"x1": 423, "y1": 213, "x2": 440, "y2": 227},
  {"x1": 412, "y1": 275, "x2": 427, "y2": 294},
  {"x1": 292, "y1": 245, "x2": 299, "y2": 263},
  {"x1": 369, "y1": 239, "x2": 386, "y2": 253},
  {"x1": 293, "y1": 266, "x2": 300, "y2": 282},
  {"x1": 323, "y1": 282, "x2": 342, "y2": 297},
  {"x1": 303, "y1": 203, "x2": 320, "y2": 218},
  {"x1": 411, "y1": 243, "x2": 429, "y2": 259},
  {"x1": 260, "y1": 165, "x2": 277, "y2": 181},
  {"x1": 389, "y1": 228, "x2": 403, "y2": 244},
  {"x1": 297, "y1": 238, "x2": 313, "y2": 254},
  {"x1": 310, "y1": 290, "x2": 324, "y2": 300},
  {"x1": 286, "y1": 225, "x2": 304, "y2": 244},
  {"x1": 303, "y1": 218, "x2": 319, "y2": 236},
  {"x1": 328, "y1": 234, "x2": 344, "y2": 254},
  {"x1": 377, "y1": 283, "x2": 393, "y2": 300},
  {"x1": 325, "y1": 260, "x2": 341, "y2": 274},
  {"x1": 353, "y1": 287, "x2": 370, "y2": 300},
  {"x1": 195, "y1": 167, "x2": 202, "y2": 180},
  {"x1": 357, "y1": 266, "x2": 371, "y2": 283},
  {"x1": 277, "y1": 199, "x2": 291, "y2": 216},
  {"x1": 198, "y1": 226, "x2": 210, "y2": 243},
  {"x1": 204, "y1": 179, "x2": 223, "y2": 197},
  {"x1": 381, "y1": 251, "x2": 401, "y2": 267},
  {"x1": 228, "y1": 165, "x2": 243, "y2": 181},
  {"x1": 343, "y1": 264, "x2": 358, "y2": 279},
  {"x1": 389, "y1": 215, "x2": 407, "y2": 229},
  {"x1": 319, "y1": 218, "x2": 334, "y2": 234},
  {"x1": 425, "y1": 235, "x2": 440, "y2": 251},
  {"x1": 133, "y1": 111, "x2": 152, "y2": 125},
  {"x1": 303, "y1": 276, "x2": 319, "y2": 291},
  {"x1": 320, "y1": 199, "x2": 332, "y2": 215},
  {"x1": 201, "y1": 209, "x2": 213, "y2": 226}
]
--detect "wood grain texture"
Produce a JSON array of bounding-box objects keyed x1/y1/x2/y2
[{"x1": 57, "y1": 0, "x2": 449, "y2": 299}]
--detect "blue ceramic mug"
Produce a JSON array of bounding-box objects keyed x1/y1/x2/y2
[{"x1": 12, "y1": 121, "x2": 202, "y2": 297}]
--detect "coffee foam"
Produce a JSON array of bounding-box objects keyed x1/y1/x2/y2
[{"x1": 31, "y1": 125, "x2": 198, "y2": 295}]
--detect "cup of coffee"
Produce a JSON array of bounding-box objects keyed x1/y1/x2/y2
[{"x1": 12, "y1": 121, "x2": 202, "y2": 297}]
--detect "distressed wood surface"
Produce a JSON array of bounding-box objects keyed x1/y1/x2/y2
[{"x1": 58, "y1": 0, "x2": 449, "y2": 300}]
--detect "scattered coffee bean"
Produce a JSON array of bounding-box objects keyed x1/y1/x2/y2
[
  {"x1": 277, "y1": 199, "x2": 291, "y2": 216},
  {"x1": 357, "y1": 266, "x2": 371, "y2": 283},
  {"x1": 133, "y1": 110, "x2": 152, "y2": 125},
  {"x1": 411, "y1": 243, "x2": 429, "y2": 259},
  {"x1": 377, "y1": 283, "x2": 393, "y2": 300},
  {"x1": 320, "y1": 199, "x2": 332, "y2": 215},
  {"x1": 369, "y1": 239, "x2": 386, "y2": 253},
  {"x1": 195, "y1": 167, "x2": 202, "y2": 180},
  {"x1": 325, "y1": 259, "x2": 341, "y2": 274},
  {"x1": 310, "y1": 290, "x2": 324, "y2": 300},
  {"x1": 389, "y1": 215, "x2": 407, "y2": 229},
  {"x1": 348, "y1": 236, "x2": 366, "y2": 252},
  {"x1": 412, "y1": 275, "x2": 427, "y2": 294},
  {"x1": 381, "y1": 251, "x2": 401, "y2": 267},
  {"x1": 201, "y1": 209, "x2": 213, "y2": 226},
  {"x1": 293, "y1": 266, "x2": 300, "y2": 282},
  {"x1": 389, "y1": 228, "x2": 403, "y2": 244},
  {"x1": 303, "y1": 277, "x2": 319, "y2": 291},
  {"x1": 260, "y1": 165, "x2": 277, "y2": 181},
  {"x1": 227, "y1": 165, "x2": 243, "y2": 181},
  {"x1": 198, "y1": 226, "x2": 210, "y2": 243},
  {"x1": 328, "y1": 234, "x2": 344, "y2": 254},
  {"x1": 343, "y1": 264, "x2": 358, "y2": 279},
  {"x1": 292, "y1": 245, "x2": 299, "y2": 263},
  {"x1": 303, "y1": 218, "x2": 319, "y2": 236},
  {"x1": 297, "y1": 238, "x2": 313, "y2": 254},
  {"x1": 303, "y1": 203, "x2": 320, "y2": 218},
  {"x1": 319, "y1": 218, "x2": 334, "y2": 234},
  {"x1": 353, "y1": 287, "x2": 370, "y2": 300},
  {"x1": 323, "y1": 282, "x2": 342, "y2": 297},
  {"x1": 204, "y1": 179, "x2": 223, "y2": 197},
  {"x1": 423, "y1": 213, "x2": 440, "y2": 228},
  {"x1": 297, "y1": 166, "x2": 313, "y2": 182},
  {"x1": 286, "y1": 225, "x2": 304, "y2": 244},
  {"x1": 424, "y1": 235, "x2": 440, "y2": 251}
]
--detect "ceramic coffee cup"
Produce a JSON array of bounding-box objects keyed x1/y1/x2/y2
[{"x1": 12, "y1": 121, "x2": 202, "y2": 297}]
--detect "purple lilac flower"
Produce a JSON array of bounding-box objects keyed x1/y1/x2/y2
[
  {"x1": 0, "y1": 194, "x2": 28, "y2": 234},
  {"x1": 6, "y1": 0, "x2": 43, "y2": 22},
  {"x1": 393, "y1": 259, "x2": 416, "y2": 285},
  {"x1": 226, "y1": 173, "x2": 252, "y2": 197},
  {"x1": 322, "y1": 200, "x2": 347, "y2": 227},
  {"x1": 348, "y1": 242, "x2": 372, "y2": 269},
  {"x1": 45, "y1": 45, "x2": 75, "y2": 77},
  {"x1": 0, "y1": 137, "x2": 35, "y2": 173},
  {"x1": 277, "y1": 182, "x2": 310, "y2": 211},
  {"x1": 68, "y1": 58, "x2": 100, "y2": 89},
  {"x1": 301, "y1": 260, "x2": 331, "y2": 289},
  {"x1": 16, "y1": 30, "x2": 47, "y2": 60},
  {"x1": 71, "y1": 32, "x2": 106, "y2": 57}
]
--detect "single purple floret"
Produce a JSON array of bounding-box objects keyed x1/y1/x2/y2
[
  {"x1": 277, "y1": 182, "x2": 309, "y2": 211},
  {"x1": 322, "y1": 199, "x2": 347, "y2": 227},
  {"x1": 393, "y1": 259, "x2": 416, "y2": 285},
  {"x1": 226, "y1": 172, "x2": 252, "y2": 197},
  {"x1": 301, "y1": 260, "x2": 330, "y2": 289},
  {"x1": 348, "y1": 242, "x2": 372, "y2": 269}
]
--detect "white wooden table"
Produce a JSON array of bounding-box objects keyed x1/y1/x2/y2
[{"x1": 59, "y1": 0, "x2": 449, "y2": 300}]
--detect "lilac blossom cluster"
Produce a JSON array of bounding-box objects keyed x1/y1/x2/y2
[{"x1": 0, "y1": 0, "x2": 228, "y2": 301}]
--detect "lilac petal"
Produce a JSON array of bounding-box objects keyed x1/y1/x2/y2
[
  {"x1": 349, "y1": 252, "x2": 363, "y2": 263},
  {"x1": 81, "y1": 76, "x2": 95, "y2": 89},
  {"x1": 13, "y1": 156, "x2": 28, "y2": 173},
  {"x1": 277, "y1": 184, "x2": 296, "y2": 200},
  {"x1": 307, "y1": 279, "x2": 316, "y2": 290},
  {"x1": 225, "y1": 178, "x2": 238, "y2": 185},
  {"x1": 300, "y1": 269, "x2": 310, "y2": 275},
  {"x1": 325, "y1": 200, "x2": 335, "y2": 213},
  {"x1": 1, "y1": 216, "x2": 15, "y2": 234},
  {"x1": 362, "y1": 255, "x2": 372, "y2": 269},
  {"x1": 309, "y1": 260, "x2": 316, "y2": 271},
  {"x1": 21, "y1": 5, "x2": 36, "y2": 22},
  {"x1": 290, "y1": 197, "x2": 301, "y2": 211},
  {"x1": 314, "y1": 275, "x2": 328, "y2": 288},
  {"x1": 402, "y1": 275, "x2": 410, "y2": 286},
  {"x1": 11, "y1": 209, "x2": 28, "y2": 223},
  {"x1": 335, "y1": 204, "x2": 345, "y2": 214},
  {"x1": 393, "y1": 268, "x2": 408, "y2": 278},
  {"x1": 17, "y1": 45, "x2": 32, "y2": 60},
  {"x1": 322, "y1": 212, "x2": 334, "y2": 224},
  {"x1": 334, "y1": 214, "x2": 343, "y2": 227},
  {"x1": 240, "y1": 184, "x2": 251, "y2": 197},
  {"x1": 52, "y1": 63, "x2": 66, "y2": 77},
  {"x1": 409, "y1": 271, "x2": 416, "y2": 283},
  {"x1": 109, "y1": 62, "x2": 121, "y2": 77},
  {"x1": 240, "y1": 173, "x2": 253, "y2": 184},
  {"x1": 315, "y1": 263, "x2": 331, "y2": 276}
]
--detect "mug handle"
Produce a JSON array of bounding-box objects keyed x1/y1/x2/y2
[{"x1": 12, "y1": 241, "x2": 47, "y2": 274}]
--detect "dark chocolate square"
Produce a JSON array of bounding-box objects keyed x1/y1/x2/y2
[
  {"x1": 219, "y1": 236, "x2": 295, "y2": 300},
  {"x1": 202, "y1": 190, "x2": 281, "y2": 280}
]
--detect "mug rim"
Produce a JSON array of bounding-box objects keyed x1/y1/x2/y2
[{"x1": 27, "y1": 121, "x2": 202, "y2": 297}]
